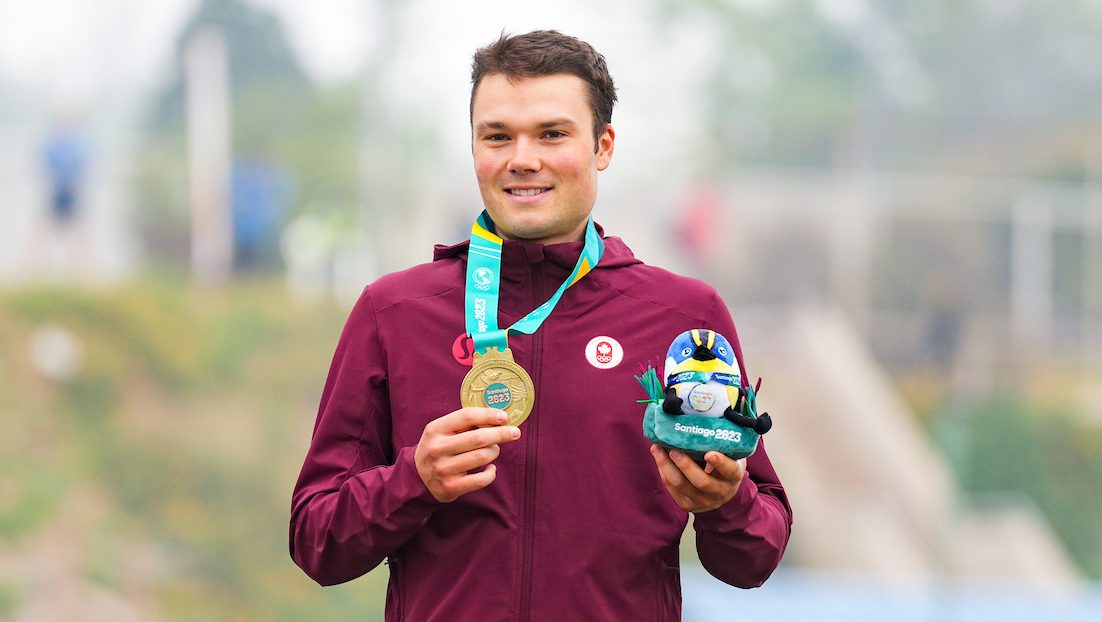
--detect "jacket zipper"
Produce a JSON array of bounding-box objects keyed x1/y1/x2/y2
[
  {"x1": 386, "y1": 555, "x2": 404, "y2": 621},
  {"x1": 519, "y1": 262, "x2": 545, "y2": 621}
]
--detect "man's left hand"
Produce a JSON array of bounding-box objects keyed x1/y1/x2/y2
[{"x1": 650, "y1": 444, "x2": 746, "y2": 513}]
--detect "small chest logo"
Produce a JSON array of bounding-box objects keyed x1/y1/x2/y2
[
  {"x1": 585, "y1": 335, "x2": 623, "y2": 369},
  {"x1": 452, "y1": 333, "x2": 475, "y2": 367}
]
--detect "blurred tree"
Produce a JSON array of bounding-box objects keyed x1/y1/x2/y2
[
  {"x1": 937, "y1": 394, "x2": 1102, "y2": 578},
  {"x1": 137, "y1": 0, "x2": 362, "y2": 272},
  {"x1": 151, "y1": 0, "x2": 310, "y2": 130},
  {"x1": 653, "y1": 0, "x2": 874, "y2": 170},
  {"x1": 653, "y1": 0, "x2": 1102, "y2": 176}
]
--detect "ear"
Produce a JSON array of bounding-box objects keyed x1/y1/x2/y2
[{"x1": 595, "y1": 125, "x2": 615, "y2": 171}]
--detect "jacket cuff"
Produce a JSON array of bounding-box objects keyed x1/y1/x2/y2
[
  {"x1": 349, "y1": 445, "x2": 443, "y2": 526},
  {"x1": 692, "y1": 475, "x2": 759, "y2": 529}
]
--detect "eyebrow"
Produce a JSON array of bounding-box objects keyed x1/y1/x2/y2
[
  {"x1": 474, "y1": 121, "x2": 508, "y2": 133},
  {"x1": 474, "y1": 118, "x2": 579, "y2": 133},
  {"x1": 537, "y1": 118, "x2": 578, "y2": 130}
]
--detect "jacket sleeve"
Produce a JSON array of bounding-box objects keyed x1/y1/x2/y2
[
  {"x1": 693, "y1": 292, "x2": 793, "y2": 588},
  {"x1": 289, "y1": 287, "x2": 441, "y2": 586}
]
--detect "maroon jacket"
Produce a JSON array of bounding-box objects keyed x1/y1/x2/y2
[{"x1": 290, "y1": 230, "x2": 792, "y2": 621}]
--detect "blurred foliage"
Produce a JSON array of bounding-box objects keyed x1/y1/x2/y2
[
  {"x1": 0, "y1": 584, "x2": 15, "y2": 619},
  {"x1": 154, "y1": 0, "x2": 311, "y2": 128},
  {"x1": 929, "y1": 390, "x2": 1102, "y2": 578},
  {"x1": 136, "y1": 0, "x2": 362, "y2": 271},
  {"x1": 0, "y1": 278, "x2": 391, "y2": 620},
  {"x1": 654, "y1": 0, "x2": 1102, "y2": 176},
  {"x1": 0, "y1": 461, "x2": 67, "y2": 539}
]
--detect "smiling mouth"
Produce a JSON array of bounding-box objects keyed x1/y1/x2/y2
[{"x1": 506, "y1": 188, "x2": 550, "y2": 197}]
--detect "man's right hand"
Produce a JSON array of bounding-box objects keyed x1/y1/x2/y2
[{"x1": 414, "y1": 407, "x2": 521, "y2": 502}]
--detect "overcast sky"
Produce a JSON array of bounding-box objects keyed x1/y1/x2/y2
[
  {"x1": 0, "y1": 1, "x2": 690, "y2": 145},
  {"x1": 0, "y1": 0, "x2": 373, "y2": 97},
  {"x1": 0, "y1": 0, "x2": 728, "y2": 205},
  {"x1": 0, "y1": 0, "x2": 665, "y2": 96}
]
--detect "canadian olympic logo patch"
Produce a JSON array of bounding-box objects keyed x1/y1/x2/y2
[{"x1": 585, "y1": 336, "x2": 623, "y2": 369}]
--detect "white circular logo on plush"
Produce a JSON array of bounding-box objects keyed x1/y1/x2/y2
[
  {"x1": 585, "y1": 335, "x2": 623, "y2": 369},
  {"x1": 687, "y1": 384, "x2": 716, "y2": 412}
]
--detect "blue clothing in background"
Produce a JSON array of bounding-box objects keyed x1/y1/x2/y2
[{"x1": 43, "y1": 130, "x2": 88, "y2": 222}]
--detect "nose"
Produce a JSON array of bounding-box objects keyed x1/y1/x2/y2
[{"x1": 508, "y1": 136, "x2": 541, "y2": 174}]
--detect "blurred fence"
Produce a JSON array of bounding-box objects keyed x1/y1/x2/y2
[{"x1": 715, "y1": 165, "x2": 1102, "y2": 378}]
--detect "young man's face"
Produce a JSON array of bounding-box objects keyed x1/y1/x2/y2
[{"x1": 471, "y1": 73, "x2": 614, "y2": 245}]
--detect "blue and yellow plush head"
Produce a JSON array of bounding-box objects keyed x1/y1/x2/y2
[
  {"x1": 663, "y1": 329, "x2": 741, "y2": 418},
  {"x1": 664, "y1": 329, "x2": 737, "y2": 379}
]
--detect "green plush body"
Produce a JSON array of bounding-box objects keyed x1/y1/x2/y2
[
  {"x1": 635, "y1": 367, "x2": 762, "y2": 460},
  {"x1": 642, "y1": 403, "x2": 760, "y2": 460}
]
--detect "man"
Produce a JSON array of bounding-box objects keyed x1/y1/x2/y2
[
  {"x1": 290, "y1": 30, "x2": 791, "y2": 621},
  {"x1": 43, "y1": 122, "x2": 87, "y2": 228}
]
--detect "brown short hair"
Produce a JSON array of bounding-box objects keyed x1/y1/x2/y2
[{"x1": 470, "y1": 30, "x2": 617, "y2": 144}]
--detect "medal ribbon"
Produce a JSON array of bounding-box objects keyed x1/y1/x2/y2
[
  {"x1": 666, "y1": 371, "x2": 741, "y2": 387},
  {"x1": 464, "y1": 210, "x2": 604, "y2": 354}
]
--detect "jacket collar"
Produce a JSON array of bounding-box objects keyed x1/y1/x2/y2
[{"x1": 432, "y1": 221, "x2": 642, "y2": 270}]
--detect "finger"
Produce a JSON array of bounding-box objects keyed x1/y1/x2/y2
[
  {"x1": 436, "y1": 443, "x2": 502, "y2": 476},
  {"x1": 438, "y1": 425, "x2": 520, "y2": 457},
  {"x1": 650, "y1": 445, "x2": 691, "y2": 492},
  {"x1": 430, "y1": 407, "x2": 508, "y2": 435},
  {"x1": 651, "y1": 447, "x2": 722, "y2": 511},
  {"x1": 443, "y1": 408, "x2": 506, "y2": 432},
  {"x1": 703, "y1": 452, "x2": 746, "y2": 482},
  {"x1": 667, "y1": 449, "x2": 716, "y2": 492},
  {"x1": 439, "y1": 464, "x2": 498, "y2": 500}
]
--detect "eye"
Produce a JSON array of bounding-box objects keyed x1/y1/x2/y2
[
  {"x1": 681, "y1": 347, "x2": 692, "y2": 357},
  {"x1": 718, "y1": 346, "x2": 727, "y2": 356},
  {"x1": 543, "y1": 130, "x2": 566, "y2": 139},
  {"x1": 485, "y1": 134, "x2": 510, "y2": 142}
]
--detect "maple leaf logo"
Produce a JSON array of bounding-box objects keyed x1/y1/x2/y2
[{"x1": 596, "y1": 341, "x2": 613, "y2": 363}]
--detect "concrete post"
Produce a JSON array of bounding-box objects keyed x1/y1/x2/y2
[
  {"x1": 1011, "y1": 196, "x2": 1053, "y2": 359},
  {"x1": 184, "y1": 27, "x2": 233, "y2": 284}
]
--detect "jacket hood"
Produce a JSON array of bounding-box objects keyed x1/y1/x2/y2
[{"x1": 432, "y1": 221, "x2": 642, "y2": 271}]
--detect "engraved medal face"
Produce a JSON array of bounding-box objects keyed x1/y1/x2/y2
[{"x1": 460, "y1": 347, "x2": 535, "y2": 426}]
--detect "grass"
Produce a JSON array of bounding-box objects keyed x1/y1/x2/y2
[{"x1": 0, "y1": 275, "x2": 389, "y2": 620}]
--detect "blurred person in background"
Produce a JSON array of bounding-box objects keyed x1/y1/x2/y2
[
  {"x1": 231, "y1": 157, "x2": 290, "y2": 270},
  {"x1": 290, "y1": 30, "x2": 791, "y2": 621},
  {"x1": 34, "y1": 117, "x2": 90, "y2": 279},
  {"x1": 43, "y1": 120, "x2": 88, "y2": 229}
]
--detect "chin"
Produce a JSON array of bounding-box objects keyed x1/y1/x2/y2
[
  {"x1": 506, "y1": 227, "x2": 554, "y2": 242},
  {"x1": 494, "y1": 215, "x2": 550, "y2": 239}
]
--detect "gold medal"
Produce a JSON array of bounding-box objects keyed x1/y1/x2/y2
[{"x1": 460, "y1": 347, "x2": 535, "y2": 426}]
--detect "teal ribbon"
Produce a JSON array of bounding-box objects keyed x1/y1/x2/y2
[
  {"x1": 666, "y1": 371, "x2": 741, "y2": 387},
  {"x1": 464, "y1": 211, "x2": 604, "y2": 354}
]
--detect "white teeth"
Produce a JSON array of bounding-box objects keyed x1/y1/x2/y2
[{"x1": 510, "y1": 188, "x2": 547, "y2": 196}]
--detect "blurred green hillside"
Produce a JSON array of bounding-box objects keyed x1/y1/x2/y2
[
  {"x1": 900, "y1": 370, "x2": 1102, "y2": 579},
  {"x1": 0, "y1": 279, "x2": 388, "y2": 621},
  {"x1": 3, "y1": 278, "x2": 1101, "y2": 620}
]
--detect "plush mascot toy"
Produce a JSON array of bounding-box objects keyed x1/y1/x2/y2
[{"x1": 637, "y1": 329, "x2": 771, "y2": 460}]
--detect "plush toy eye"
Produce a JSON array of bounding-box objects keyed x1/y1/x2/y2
[
  {"x1": 718, "y1": 346, "x2": 728, "y2": 356},
  {"x1": 681, "y1": 347, "x2": 692, "y2": 357}
]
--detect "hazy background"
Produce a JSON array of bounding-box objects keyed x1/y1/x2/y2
[{"x1": 2, "y1": 0, "x2": 1101, "y2": 620}]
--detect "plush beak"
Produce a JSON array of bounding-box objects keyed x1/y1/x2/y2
[{"x1": 692, "y1": 344, "x2": 717, "y2": 361}]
